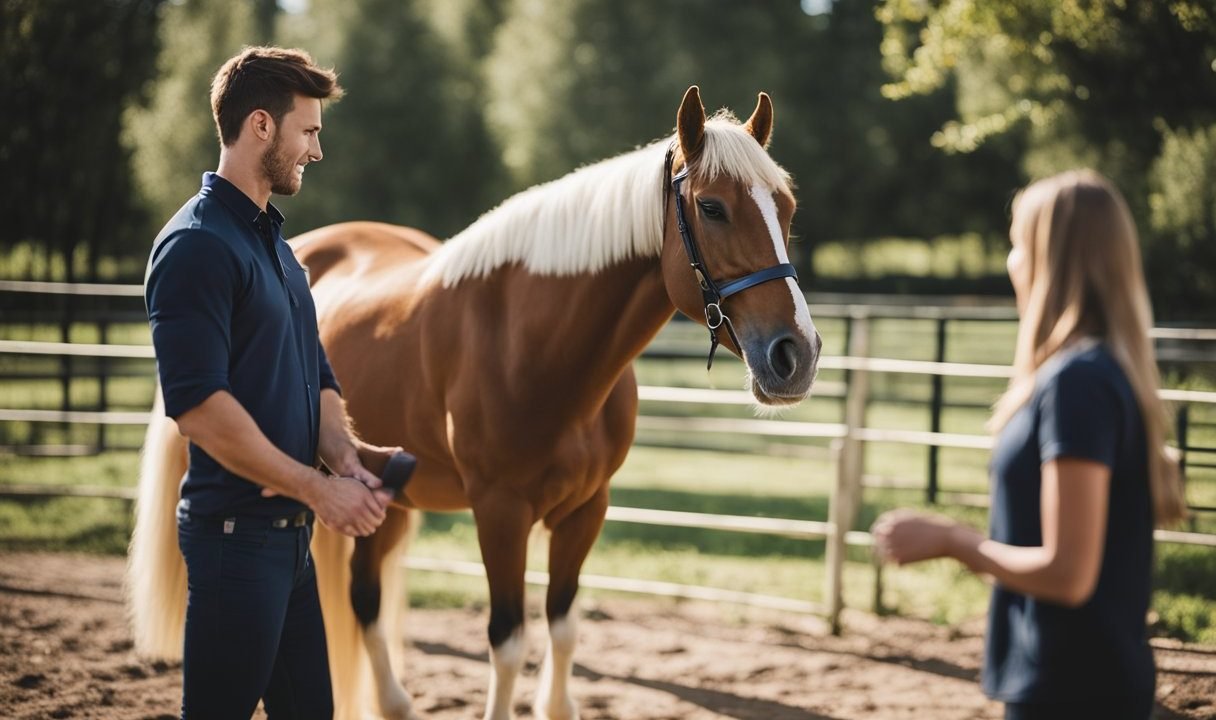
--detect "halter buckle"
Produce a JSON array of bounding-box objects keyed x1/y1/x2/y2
[{"x1": 705, "y1": 303, "x2": 725, "y2": 329}]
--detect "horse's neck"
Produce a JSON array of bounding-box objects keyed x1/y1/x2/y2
[{"x1": 498, "y1": 258, "x2": 673, "y2": 416}]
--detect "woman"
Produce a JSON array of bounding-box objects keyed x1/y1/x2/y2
[{"x1": 871, "y1": 170, "x2": 1188, "y2": 720}]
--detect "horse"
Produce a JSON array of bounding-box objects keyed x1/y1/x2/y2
[{"x1": 127, "y1": 85, "x2": 822, "y2": 720}]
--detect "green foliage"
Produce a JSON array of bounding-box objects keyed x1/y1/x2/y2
[
  {"x1": 877, "y1": 0, "x2": 1216, "y2": 315},
  {"x1": 481, "y1": 0, "x2": 1023, "y2": 283},
  {"x1": 1154, "y1": 591, "x2": 1216, "y2": 645},
  {"x1": 0, "y1": 0, "x2": 163, "y2": 279},
  {"x1": 125, "y1": 0, "x2": 260, "y2": 237},
  {"x1": 1147, "y1": 124, "x2": 1216, "y2": 317},
  {"x1": 772, "y1": 1, "x2": 1024, "y2": 253},
  {"x1": 274, "y1": 0, "x2": 505, "y2": 238},
  {"x1": 485, "y1": 0, "x2": 691, "y2": 187},
  {"x1": 878, "y1": 1, "x2": 1216, "y2": 160},
  {"x1": 8, "y1": 0, "x2": 1215, "y2": 308},
  {"x1": 419, "y1": 0, "x2": 508, "y2": 62}
]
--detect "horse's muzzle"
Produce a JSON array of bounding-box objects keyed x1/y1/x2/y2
[{"x1": 748, "y1": 330, "x2": 820, "y2": 405}]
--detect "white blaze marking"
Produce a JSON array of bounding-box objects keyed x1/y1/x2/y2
[{"x1": 748, "y1": 185, "x2": 818, "y2": 342}]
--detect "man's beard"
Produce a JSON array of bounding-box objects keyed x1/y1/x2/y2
[{"x1": 262, "y1": 134, "x2": 301, "y2": 196}]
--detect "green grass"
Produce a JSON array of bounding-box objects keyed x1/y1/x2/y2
[{"x1": 0, "y1": 451, "x2": 139, "y2": 554}]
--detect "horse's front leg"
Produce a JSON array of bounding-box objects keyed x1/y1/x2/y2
[
  {"x1": 350, "y1": 508, "x2": 419, "y2": 720},
  {"x1": 473, "y1": 492, "x2": 536, "y2": 720},
  {"x1": 535, "y1": 486, "x2": 607, "y2": 720}
]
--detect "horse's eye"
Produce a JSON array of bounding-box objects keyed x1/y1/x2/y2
[{"x1": 697, "y1": 200, "x2": 726, "y2": 222}]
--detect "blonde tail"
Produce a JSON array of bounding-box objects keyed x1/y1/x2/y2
[
  {"x1": 314, "y1": 507, "x2": 419, "y2": 720},
  {"x1": 125, "y1": 387, "x2": 189, "y2": 659},
  {"x1": 313, "y1": 520, "x2": 365, "y2": 719},
  {"x1": 378, "y1": 508, "x2": 420, "y2": 700}
]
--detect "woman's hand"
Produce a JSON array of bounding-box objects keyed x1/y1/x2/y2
[{"x1": 871, "y1": 509, "x2": 978, "y2": 566}]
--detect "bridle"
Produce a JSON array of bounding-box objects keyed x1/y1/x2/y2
[{"x1": 664, "y1": 146, "x2": 799, "y2": 369}]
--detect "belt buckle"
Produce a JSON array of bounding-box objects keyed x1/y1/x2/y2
[{"x1": 269, "y1": 511, "x2": 309, "y2": 529}]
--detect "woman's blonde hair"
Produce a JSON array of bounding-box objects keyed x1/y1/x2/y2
[{"x1": 990, "y1": 169, "x2": 1187, "y2": 526}]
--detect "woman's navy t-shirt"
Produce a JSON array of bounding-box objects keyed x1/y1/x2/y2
[{"x1": 984, "y1": 342, "x2": 1155, "y2": 705}]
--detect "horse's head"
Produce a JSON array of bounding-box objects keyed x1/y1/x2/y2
[{"x1": 660, "y1": 86, "x2": 822, "y2": 406}]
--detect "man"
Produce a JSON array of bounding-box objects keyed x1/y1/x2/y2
[{"x1": 144, "y1": 46, "x2": 391, "y2": 718}]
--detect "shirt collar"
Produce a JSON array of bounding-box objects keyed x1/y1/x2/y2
[{"x1": 201, "y1": 172, "x2": 286, "y2": 230}]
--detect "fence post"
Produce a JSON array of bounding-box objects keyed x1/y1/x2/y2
[
  {"x1": 1176, "y1": 403, "x2": 1189, "y2": 478},
  {"x1": 60, "y1": 292, "x2": 74, "y2": 445},
  {"x1": 825, "y1": 311, "x2": 870, "y2": 634},
  {"x1": 926, "y1": 316, "x2": 947, "y2": 504},
  {"x1": 97, "y1": 316, "x2": 109, "y2": 453},
  {"x1": 872, "y1": 551, "x2": 886, "y2": 616},
  {"x1": 1176, "y1": 404, "x2": 1192, "y2": 531}
]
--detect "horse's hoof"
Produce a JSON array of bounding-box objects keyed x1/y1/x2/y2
[
  {"x1": 534, "y1": 698, "x2": 579, "y2": 720},
  {"x1": 379, "y1": 695, "x2": 423, "y2": 720}
]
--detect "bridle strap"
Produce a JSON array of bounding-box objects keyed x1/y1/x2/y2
[
  {"x1": 717, "y1": 263, "x2": 799, "y2": 300},
  {"x1": 667, "y1": 151, "x2": 799, "y2": 370}
]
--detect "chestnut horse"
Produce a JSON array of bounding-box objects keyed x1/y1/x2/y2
[{"x1": 128, "y1": 86, "x2": 821, "y2": 719}]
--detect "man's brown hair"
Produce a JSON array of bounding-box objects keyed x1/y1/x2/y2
[{"x1": 210, "y1": 46, "x2": 344, "y2": 146}]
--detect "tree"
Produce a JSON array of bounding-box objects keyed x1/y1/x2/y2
[
  {"x1": 877, "y1": 0, "x2": 1216, "y2": 314},
  {"x1": 126, "y1": 0, "x2": 262, "y2": 241},
  {"x1": 275, "y1": 0, "x2": 505, "y2": 239},
  {"x1": 878, "y1": 1, "x2": 1216, "y2": 166},
  {"x1": 1148, "y1": 124, "x2": 1216, "y2": 316},
  {"x1": 484, "y1": 0, "x2": 1023, "y2": 285},
  {"x1": 1, "y1": 0, "x2": 163, "y2": 280},
  {"x1": 768, "y1": 0, "x2": 1023, "y2": 261}
]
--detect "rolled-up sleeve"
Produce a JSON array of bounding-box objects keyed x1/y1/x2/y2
[
  {"x1": 145, "y1": 230, "x2": 240, "y2": 419},
  {"x1": 318, "y1": 342, "x2": 342, "y2": 395}
]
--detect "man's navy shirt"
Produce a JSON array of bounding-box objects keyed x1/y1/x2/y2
[
  {"x1": 145, "y1": 172, "x2": 340, "y2": 517},
  {"x1": 984, "y1": 342, "x2": 1155, "y2": 705}
]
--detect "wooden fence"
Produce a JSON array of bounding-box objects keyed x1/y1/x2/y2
[{"x1": 2, "y1": 281, "x2": 1216, "y2": 630}]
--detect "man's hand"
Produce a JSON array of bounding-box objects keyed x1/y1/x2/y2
[
  {"x1": 316, "y1": 390, "x2": 395, "y2": 508},
  {"x1": 330, "y1": 440, "x2": 401, "y2": 509},
  {"x1": 262, "y1": 440, "x2": 401, "y2": 508},
  {"x1": 309, "y1": 474, "x2": 387, "y2": 537}
]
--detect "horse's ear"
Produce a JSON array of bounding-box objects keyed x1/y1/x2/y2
[
  {"x1": 744, "y1": 92, "x2": 773, "y2": 148},
  {"x1": 677, "y1": 85, "x2": 706, "y2": 159}
]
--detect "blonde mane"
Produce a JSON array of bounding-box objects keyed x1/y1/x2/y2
[{"x1": 422, "y1": 115, "x2": 791, "y2": 288}]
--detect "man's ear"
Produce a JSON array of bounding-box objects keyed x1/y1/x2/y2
[{"x1": 249, "y1": 109, "x2": 274, "y2": 142}]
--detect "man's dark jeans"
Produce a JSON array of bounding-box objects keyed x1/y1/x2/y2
[{"x1": 177, "y1": 503, "x2": 334, "y2": 719}]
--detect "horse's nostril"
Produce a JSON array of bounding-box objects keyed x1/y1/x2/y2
[
  {"x1": 813, "y1": 331, "x2": 823, "y2": 356},
  {"x1": 768, "y1": 337, "x2": 799, "y2": 381}
]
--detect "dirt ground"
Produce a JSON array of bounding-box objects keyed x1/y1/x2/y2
[{"x1": 0, "y1": 553, "x2": 1212, "y2": 720}]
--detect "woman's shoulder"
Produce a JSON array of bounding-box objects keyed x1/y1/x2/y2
[{"x1": 1035, "y1": 340, "x2": 1131, "y2": 403}]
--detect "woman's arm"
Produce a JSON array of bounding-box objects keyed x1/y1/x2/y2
[{"x1": 872, "y1": 457, "x2": 1109, "y2": 607}]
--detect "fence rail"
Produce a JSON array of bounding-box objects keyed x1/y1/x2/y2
[{"x1": 3, "y1": 284, "x2": 1215, "y2": 626}]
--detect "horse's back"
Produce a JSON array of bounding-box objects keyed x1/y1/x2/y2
[{"x1": 290, "y1": 221, "x2": 440, "y2": 285}]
